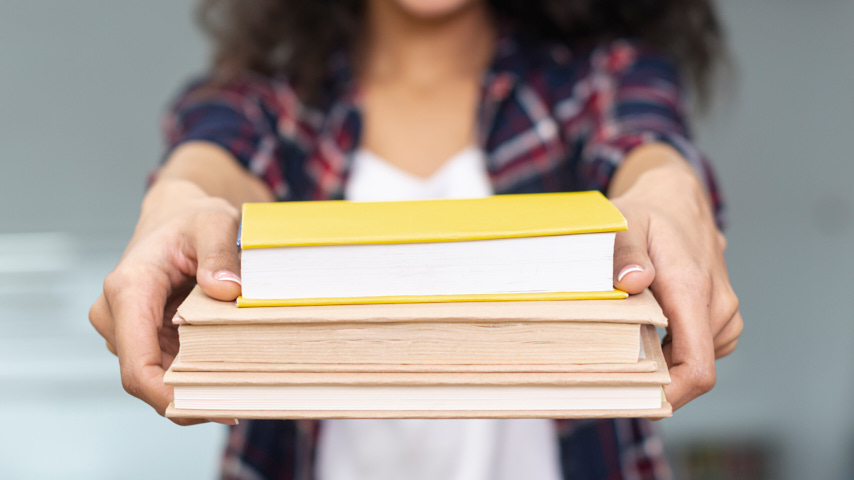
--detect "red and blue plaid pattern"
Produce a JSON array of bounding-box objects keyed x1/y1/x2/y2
[{"x1": 164, "y1": 27, "x2": 723, "y2": 480}]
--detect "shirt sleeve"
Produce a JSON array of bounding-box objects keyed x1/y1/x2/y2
[
  {"x1": 576, "y1": 41, "x2": 725, "y2": 227},
  {"x1": 161, "y1": 75, "x2": 289, "y2": 199}
]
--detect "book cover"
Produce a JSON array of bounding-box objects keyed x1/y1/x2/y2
[
  {"x1": 166, "y1": 403, "x2": 672, "y2": 420},
  {"x1": 170, "y1": 323, "x2": 662, "y2": 374},
  {"x1": 165, "y1": 329, "x2": 669, "y2": 387},
  {"x1": 178, "y1": 287, "x2": 666, "y2": 327},
  {"x1": 176, "y1": 321, "x2": 642, "y2": 366},
  {"x1": 239, "y1": 191, "x2": 627, "y2": 248},
  {"x1": 236, "y1": 291, "x2": 628, "y2": 307}
]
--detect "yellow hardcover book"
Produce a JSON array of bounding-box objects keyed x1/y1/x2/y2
[
  {"x1": 238, "y1": 192, "x2": 627, "y2": 306},
  {"x1": 240, "y1": 191, "x2": 626, "y2": 248}
]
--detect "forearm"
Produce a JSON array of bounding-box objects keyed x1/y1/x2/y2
[
  {"x1": 155, "y1": 141, "x2": 275, "y2": 208},
  {"x1": 607, "y1": 143, "x2": 699, "y2": 199}
]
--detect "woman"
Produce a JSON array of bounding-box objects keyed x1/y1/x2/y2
[{"x1": 90, "y1": 0, "x2": 742, "y2": 478}]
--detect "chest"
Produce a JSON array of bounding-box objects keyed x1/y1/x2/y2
[
  {"x1": 283, "y1": 74, "x2": 584, "y2": 201},
  {"x1": 360, "y1": 75, "x2": 482, "y2": 179}
]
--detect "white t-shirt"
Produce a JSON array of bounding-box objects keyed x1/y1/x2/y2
[{"x1": 315, "y1": 147, "x2": 562, "y2": 480}]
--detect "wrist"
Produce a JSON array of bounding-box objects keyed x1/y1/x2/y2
[
  {"x1": 626, "y1": 162, "x2": 701, "y2": 198},
  {"x1": 158, "y1": 142, "x2": 276, "y2": 205},
  {"x1": 608, "y1": 143, "x2": 692, "y2": 198},
  {"x1": 609, "y1": 142, "x2": 709, "y2": 209},
  {"x1": 137, "y1": 179, "x2": 238, "y2": 236},
  {"x1": 142, "y1": 178, "x2": 209, "y2": 216},
  {"x1": 612, "y1": 160, "x2": 715, "y2": 231}
]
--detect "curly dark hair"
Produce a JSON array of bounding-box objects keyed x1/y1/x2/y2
[{"x1": 197, "y1": 0, "x2": 725, "y2": 105}]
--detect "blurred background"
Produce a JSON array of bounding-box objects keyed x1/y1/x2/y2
[{"x1": 1, "y1": 1, "x2": 852, "y2": 479}]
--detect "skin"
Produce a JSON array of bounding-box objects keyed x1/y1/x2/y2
[
  {"x1": 609, "y1": 143, "x2": 742, "y2": 410},
  {"x1": 360, "y1": 0, "x2": 494, "y2": 176},
  {"x1": 89, "y1": 0, "x2": 742, "y2": 425}
]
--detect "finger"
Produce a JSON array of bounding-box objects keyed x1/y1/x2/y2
[
  {"x1": 715, "y1": 338, "x2": 738, "y2": 358},
  {"x1": 709, "y1": 275, "x2": 740, "y2": 336},
  {"x1": 661, "y1": 336, "x2": 672, "y2": 366},
  {"x1": 208, "y1": 418, "x2": 240, "y2": 425},
  {"x1": 713, "y1": 310, "x2": 743, "y2": 351},
  {"x1": 192, "y1": 206, "x2": 242, "y2": 301},
  {"x1": 172, "y1": 417, "x2": 209, "y2": 427},
  {"x1": 656, "y1": 271, "x2": 716, "y2": 411},
  {"x1": 161, "y1": 350, "x2": 210, "y2": 426},
  {"x1": 89, "y1": 293, "x2": 116, "y2": 347},
  {"x1": 717, "y1": 231, "x2": 727, "y2": 252},
  {"x1": 613, "y1": 222, "x2": 656, "y2": 294},
  {"x1": 105, "y1": 267, "x2": 175, "y2": 416}
]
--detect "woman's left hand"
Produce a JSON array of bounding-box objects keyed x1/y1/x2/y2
[{"x1": 608, "y1": 147, "x2": 743, "y2": 412}]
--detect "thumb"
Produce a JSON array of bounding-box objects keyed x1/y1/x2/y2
[
  {"x1": 193, "y1": 210, "x2": 242, "y2": 301},
  {"x1": 613, "y1": 220, "x2": 655, "y2": 294}
]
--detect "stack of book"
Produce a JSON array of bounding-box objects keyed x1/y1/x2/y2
[{"x1": 165, "y1": 192, "x2": 672, "y2": 420}]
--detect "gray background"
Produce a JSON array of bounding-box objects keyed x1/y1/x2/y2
[{"x1": 1, "y1": 1, "x2": 852, "y2": 479}]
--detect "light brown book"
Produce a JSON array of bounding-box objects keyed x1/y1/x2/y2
[
  {"x1": 170, "y1": 316, "x2": 661, "y2": 374},
  {"x1": 165, "y1": 325, "x2": 671, "y2": 420},
  {"x1": 174, "y1": 287, "x2": 667, "y2": 368}
]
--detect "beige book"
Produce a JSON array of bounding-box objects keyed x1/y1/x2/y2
[
  {"x1": 174, "y1": 287, "x2": 666, "y2": 367},
  {"x1": 171, "y1": 316, "x2": 661, "y2": 374},
  {"x1": 165, "y1": 325, "x2": 670, "y2": 420},
  {"x1": 176, "y1": 286, "x2": 667, "y2": 326}
]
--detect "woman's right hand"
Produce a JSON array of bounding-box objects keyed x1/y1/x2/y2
[{"x1": 89, "y1": 177, "x2": 244, "y2": 425}]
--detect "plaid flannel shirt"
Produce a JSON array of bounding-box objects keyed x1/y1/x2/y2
[{"x1": 164, "y1": 26, "x2": 723, "y2": 480}]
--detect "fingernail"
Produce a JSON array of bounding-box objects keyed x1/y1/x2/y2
[
  {"x1": 617, "y1": 265, "x2": 644, "y2": 282},
  {"x1": 214, "y1": 271, "x2": 242, "y2": 286},
  {"x1": 172, "y1": 313, "x2": 187, "y2": 325},
  {"x1": 207, "y1": 418, "x2": 239, "y2": 425}
]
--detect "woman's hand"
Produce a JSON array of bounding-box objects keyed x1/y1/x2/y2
[
  {"x1": 609, "y1": 144, "x2": 743, "y2": 411},
  {"x1": 89, "y1": 178, "x2": 244, "y2": 425},
  {"x1": 89, "y1": 142, "x2": 274, "y2": 424}
]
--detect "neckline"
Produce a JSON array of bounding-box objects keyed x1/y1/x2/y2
[
  {"x1": 353, "y1": 146, "x2": 483, "y2": 184},
  {"x1": 307, "y1": 18, "x2": 544, "y2": 199}
]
